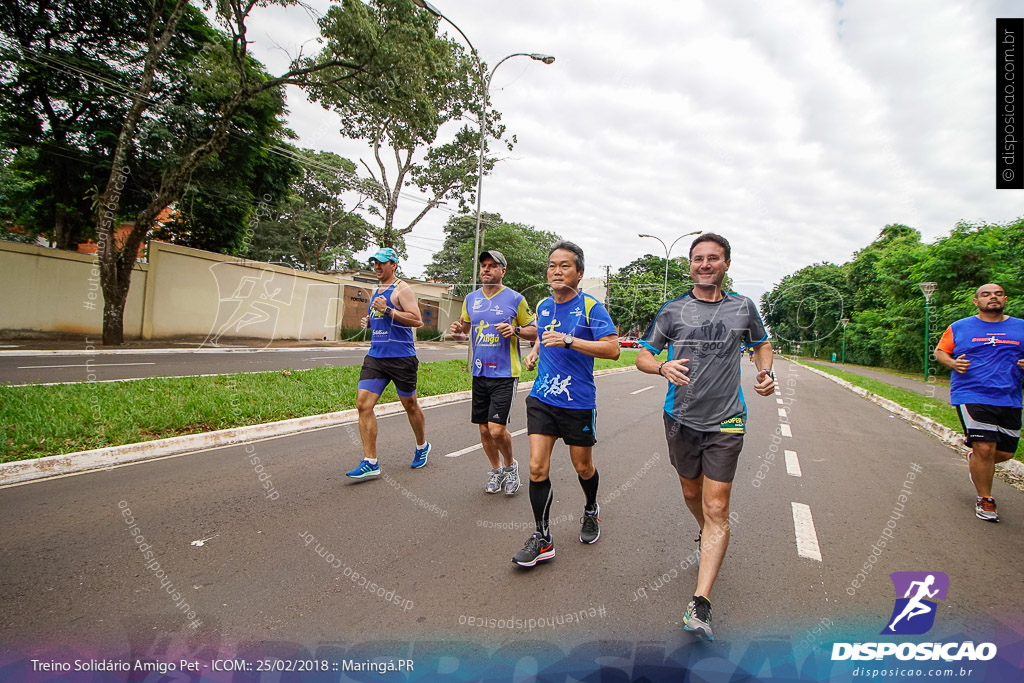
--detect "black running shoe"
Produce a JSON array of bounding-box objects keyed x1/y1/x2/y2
[
  {"x1": 684, "y1": 595, "x2": 713, "y2": 641},
  {"x1": 580, "y1": 503, "x2": 600, "y2": 544},
  {"x1": 512, "y1": 532, "x2": 555, "y2": 567}
]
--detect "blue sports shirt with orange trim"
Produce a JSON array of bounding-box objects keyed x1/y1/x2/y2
[{"x1": 937, "y1": 316, "x2": 1024, "y2": 408}]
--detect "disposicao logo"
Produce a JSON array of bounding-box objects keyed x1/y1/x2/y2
[
  {"x1": 832, "y1": 571, "x2": 997, "y2": 662},
  {"x1": 882, "y1": 571, "x2": 948, "y2": 635}
]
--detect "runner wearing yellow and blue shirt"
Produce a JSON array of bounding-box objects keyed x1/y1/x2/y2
[
  {"x1": 448, "y1": 251, "x2": 537, "y2": 496},
  {"x1": 512, "y1": 241, "x2": 620, "y2": 568}
]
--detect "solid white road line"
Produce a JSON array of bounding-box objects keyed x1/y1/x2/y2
[
  {"x1": 17, "y1": 362, "x2": 156, "y2": 369},
  {"x1": 785, "y1": 450, "x2": 802, "y2": 477},
  {"x1": 780, "y1": 423, "x2": 792, "y2": 437},
  {"x1": 630, "y1": 386, "x2": 655, "y2": 395},
  {"x1": 791, "y1": 502, "x2": 822, "y2": 561},
  {"x1": 445, "y1": 428, "x2": 528, "y2": 457}
]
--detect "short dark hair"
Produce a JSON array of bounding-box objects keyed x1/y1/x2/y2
[
  {"x1": 689, "y1": 232, "x2": 731, "y2": 260},
  {"x1": 549, "y1": 240, "x2": 585, "y2": 272}
]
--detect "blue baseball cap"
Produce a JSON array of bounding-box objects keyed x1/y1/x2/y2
[{"x1": 369, "y1": 247, "x2": 399, "y2": 264}]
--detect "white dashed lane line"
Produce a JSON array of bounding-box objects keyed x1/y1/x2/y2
[
  {"x1": 630, "y1": 386, "x2": 655, "y2": 395},
  {"x1": 785, "y1": 450, "x2": 802, "y2": 477},
  {"x1": 780, "y1": 423, "x2": 792, "y2": 437},
  {"x1": 791, "y1": 502, "x2": 823, "y2": 562},
  {"x1": 445, "y1": 429, "x2": 528, "y2": 457}
]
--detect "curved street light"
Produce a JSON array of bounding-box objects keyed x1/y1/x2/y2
[
  {"x1": 413, "y1": 1, "x2": 554, "y2": 290},
  {"x1": 638, "y1": 231, "x2": 702, "y2": 299}
]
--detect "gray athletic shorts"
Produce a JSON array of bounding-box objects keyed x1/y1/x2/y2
[{"x1": 663, "y1": 412, "x2": 744, "y2": 483}]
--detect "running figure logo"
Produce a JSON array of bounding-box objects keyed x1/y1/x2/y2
[{"x1": 881, "y1": 571, "x2": 949, "y2": 635}]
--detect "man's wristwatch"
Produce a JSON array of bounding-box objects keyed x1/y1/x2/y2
[
  {"x1": 763, "y1": 369, "x2": 776, "y2": 381},
  {"x1": 384, "y1": 306, "x2": 393, "y2": 317},
  {"x1": 513, "y1": 326, "x2": 521, "y2": 337},
  {"x1": 563, "y1": 334, "x2": 575, "y2": 348}
]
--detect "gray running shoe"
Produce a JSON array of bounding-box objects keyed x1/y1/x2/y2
[
  {"x1": 503, "y1": 460, "x2": 521, "y2": 495},
  {"x1": 684, "y1": 595, "x2": 714, "y2": 641},
  {"x1": 512, "y1": 532, "x2": 555, "y2": 567},
  {"x1": 580, "y1": 503, "x2": 600, "y2": 544},
  {"x1": 485, "y1": 468, "x2": 506, "y2": 494}
]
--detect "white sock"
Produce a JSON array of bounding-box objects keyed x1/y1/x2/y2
[
  {"x1": 417, "y1": 442, "x2": 427, "y2": 450},
  {"x1": 366, "y1": 458, "x2": 378, "y2": 465}
]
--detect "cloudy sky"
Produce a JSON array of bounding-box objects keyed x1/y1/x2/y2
[{"x1": 245, "y1": 0, "x2": 1022, "y2": 303}]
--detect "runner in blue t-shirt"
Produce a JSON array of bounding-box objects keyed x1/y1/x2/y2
[
  {"x1": 935, "y1": 283, "x2": 1024, "y2": 522},
  {"x1": 448, "y1": 250, "x2": 537, "y2": 496},
  {"x1": 511, "y1": 241, "x2": 620, "y2": 568},
  {"x1": 346, "y1": 248, "x2": 432, "y2": 480}
]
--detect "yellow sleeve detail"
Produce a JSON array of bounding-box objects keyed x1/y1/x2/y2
[
  {"x1": 516, "y1": 298, "x2": 534, "y2": 325},
  {"x1": 461, "y1": 299, "x2": 470, "y2": 323}
]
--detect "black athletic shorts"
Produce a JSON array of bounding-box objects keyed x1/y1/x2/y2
[
  {"x1": 358, "y1": 355, "x2": 418, "y2": 396},
  {"x1": 472, "y1": 376, "x2": 519, "y2": 425},
  {"x1": 956, "y1": 403, "x2": 1022, "y2": 454},
  {"x1": 663, "y1": 412, "x2": 744, "y2": 482},
  {"x1": 526, "y1": 395, "x2": 597, "y2": 447}
]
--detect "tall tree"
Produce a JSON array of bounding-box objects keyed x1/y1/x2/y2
[
  {"x1": 424, "y1": 211, "x2": 501, "y2": 291},
  {"x1": 308, "y1": 11, "x2": 502, "y2": 251},
  {"x1": 246, "y1": 149, "x2": 373, "y2": 271},
  {"x1": 457, "y1": 221, "x2": 562, "y2": 308},
  {"x1": 73, "y1": 0, "x2": 453, "y2": 344}
]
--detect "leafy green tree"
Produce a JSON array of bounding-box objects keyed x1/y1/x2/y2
[
  {"x1": 63, "y1": 0, "x2": 459, "y2": 344},
  {"x1": 606, "y1": 255, "x2": 691, "y2": 336},
  {"x1": 246, "y1": 149, "x2": 372, "y2": 271},
  {"x1": 457, "y1": 222, "x2": 562, "y2": 308},
  {"x1": 308, "y1": 9, "x2": 502, "y2": 251},
  {"x1": 424, "y1": 211, "x2": 500, "y2": 290},
  {"x1": 761, "y1": 262, "x2": 851, "y2": 358}
]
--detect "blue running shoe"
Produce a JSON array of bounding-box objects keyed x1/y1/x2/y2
[
  {"x1": 411, "y1": 442, "x2": 431, "y2": 469},
  {"x1": 346, "y1": 459, "x2": 380, "y2": 479}
]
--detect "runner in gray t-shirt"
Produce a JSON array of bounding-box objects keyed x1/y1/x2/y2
[{"x1": 635, "y1": 232, "x2": 776, "y2": 642}]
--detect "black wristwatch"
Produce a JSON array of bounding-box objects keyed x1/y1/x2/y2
[
  {"x1": 763, "y1": 369, "x2": 776, "y2": 380},
  {"x1": 384, "y1": 306, "x2": 393, "y2": 317},
  {"x1": 564, "y1": 334, "x2": 575, "y2": 347}
]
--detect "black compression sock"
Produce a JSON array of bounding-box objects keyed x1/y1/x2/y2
[
  {"x1": 530, "y1": 478, "x2": 553, "y2": 538},
  {"x1": 579, "y1": 470, "x2": 599, "y2": 512}
]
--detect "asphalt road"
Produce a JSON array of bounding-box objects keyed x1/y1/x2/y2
[
  {"x1": 2, "y1": 359, "x2": 1021, "y2": 675},
  {"x1": 0, "y1": 346, "x2": 471, "y2": 385}
]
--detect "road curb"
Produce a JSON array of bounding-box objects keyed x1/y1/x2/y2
[
  {"x1": 0, "y1": 366, "x2": 637, "y2": 487},
  {"x1": 0, "y1": 343, "x2": 464, "y2": 357},
  {"x1": 790, "y1": 358, "x2": 1024, "y2": 478}
]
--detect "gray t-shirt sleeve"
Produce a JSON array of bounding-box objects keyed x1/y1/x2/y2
[
  {"x1": 745, "y1": 298, "x2": 769, "y2": 345},
  {"x1": 640, "y1": 301, "x2": 673, "y2": 355}
]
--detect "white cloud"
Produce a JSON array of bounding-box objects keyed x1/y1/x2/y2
[{"x1": 242, "y1": 0, "x2": 1022, "y2": 304}]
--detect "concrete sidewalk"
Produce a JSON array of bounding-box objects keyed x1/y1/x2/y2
[{"x1": 797, "y1": 358, "x2": 951, "y2": 403}]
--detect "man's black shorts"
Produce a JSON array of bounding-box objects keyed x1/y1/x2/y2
[
  {"x1": 359, "y1": 354, "x2": 418, "y2": 395},
  {"x1": 526, "y1": 395, "x2": 596, "y2": 447},
  {"x1": 663, "y1": 412, "x2": 744, "y2": 482},
  {"x1": 472, "y1": 376, "x2": 519, "y2": 425},
  {"x1": 956, "y1": 403, "x2": 1022, "y2": 454}
]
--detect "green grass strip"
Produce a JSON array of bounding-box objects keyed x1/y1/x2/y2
[
  {"x1": 0, "y1": 350, "x2": 639, "y2": 463},
  {"x1": 804, "y1": 361, "x2": 1024, "y2": 461}
]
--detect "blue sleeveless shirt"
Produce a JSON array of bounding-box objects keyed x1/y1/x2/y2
[{"x1": 367, "y1": 281, "x2": 416, "y2": 358}]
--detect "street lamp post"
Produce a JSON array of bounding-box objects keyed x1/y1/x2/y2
[
  {"x1": 638, "y1": 231, "x2": 702, "y2": 299},
  {"x1": 413, "y1": 1, "x2": 554, "y2": 291},
  {"x1": 918, "y1": 282, "x2": 937, "y2": 377},
  {"x1": 840, "y1": 317, "x2": 850, "y2": 364}
]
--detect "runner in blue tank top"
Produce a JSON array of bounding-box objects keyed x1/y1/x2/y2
[{"x1": 346, "y1": 248, "x2": 432, "y2": 480}]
